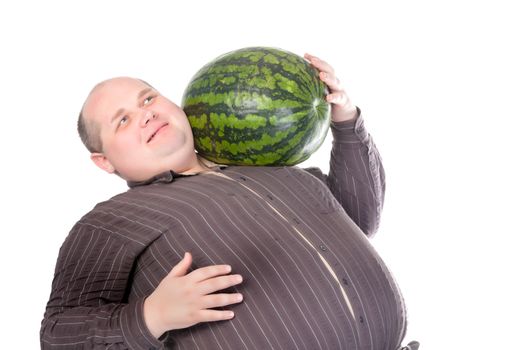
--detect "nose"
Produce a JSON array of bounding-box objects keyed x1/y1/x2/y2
[{"x1": 140, "y1": 110, "x2": 156, "y2": 127}]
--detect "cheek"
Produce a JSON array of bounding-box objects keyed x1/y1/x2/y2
[
  {"x1": 174, "y1": 115, "x2": 193, "y2": 137},
  {"x1": 106, "y1": 134, "x2": 141, "y2": 160}
]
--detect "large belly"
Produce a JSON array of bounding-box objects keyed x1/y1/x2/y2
[
  {"x1": 169, "y1": 219, "x2": 405, "y2": 350},
  {"x1": 153, "y1": 168, "x2": 406, "y2": 349},
  {"x1": 167, "y1": 208, "x2": 406, "y2": 350}
]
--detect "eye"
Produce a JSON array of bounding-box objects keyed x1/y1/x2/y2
[
  {"x1": 118, "y1": 115, "x2": 129, "y2": 127},
  {"x1": 143, "y1": 95, "x2": 155, "y2": 105}
]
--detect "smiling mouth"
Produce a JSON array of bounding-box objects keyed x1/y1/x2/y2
[{"x1": 147, "y1": 123, "x2": 169, "y2": 143}]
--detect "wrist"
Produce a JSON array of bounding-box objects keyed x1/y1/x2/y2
[
  {"x1": 143, "y1": 294, "x2": 166, "y2": 339},
  {"x1": 331, "y1": 105, "x2": 358, "y2": 123}
]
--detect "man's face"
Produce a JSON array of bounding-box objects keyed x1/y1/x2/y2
[{"x1": 83, "y1": 77, "x2": 196, "y2": 182}]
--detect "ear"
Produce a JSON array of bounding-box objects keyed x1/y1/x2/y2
[{"x1": 90, "y1": 152, "x2": 116, "y2": 174}]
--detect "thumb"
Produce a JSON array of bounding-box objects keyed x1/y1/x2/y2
[{"x1": 168, "y1": 252, "x2": 192, "y2": 277}]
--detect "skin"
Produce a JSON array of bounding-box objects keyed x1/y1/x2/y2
[
  {"x1": 303, "y1": 53, "x2": 358, "y2": 123},
  {"x1": 83, "y1": 77, "x2": 211, "y2": 182},
  {"x1": 144, "y1": 253, "x2": 244, "y2": 338},
  {"x1": 83, "y1": 54, "x2": 355, "y2": 183},
  {"x1": 81, "y1": 53, "x2": 357, "y2": 339}
]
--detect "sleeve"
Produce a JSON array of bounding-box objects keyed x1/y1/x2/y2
[
  {"x1": 304, "y1": 107, "x2": 386, "y2": 237},
  {"x1": 40, "y1": 222, "x2": 164, "y2": 350}
]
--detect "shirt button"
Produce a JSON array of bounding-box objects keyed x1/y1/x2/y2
[{"x1": 319, "y1": 244, "x2": 327, "y2": 251}]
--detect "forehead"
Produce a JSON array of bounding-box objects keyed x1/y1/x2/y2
[{"x1": 83, "y1": 78, "x2": 150, "y2": 124}]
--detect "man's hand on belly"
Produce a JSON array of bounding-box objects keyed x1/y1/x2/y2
[{"x1": 144, "y1": 252, "x2": 244, "y2": 338}]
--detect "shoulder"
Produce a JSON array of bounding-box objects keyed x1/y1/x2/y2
[
  {"x1": 70, "y1": 189, "x2": 164, "y2": 251},
  {"x1": 301, "y1": 166, "x2": 327, "y2": 182}
]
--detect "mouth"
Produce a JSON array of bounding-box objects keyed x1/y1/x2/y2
[{"x1": 147, "y1": 123, "x2": 169, "y2": 143}]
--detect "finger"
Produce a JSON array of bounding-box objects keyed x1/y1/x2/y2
[
  {"x1": 199, "y1": 293, "x2": 244, "y2": 309},
  {"x1": 188, "y1": 264, "x2": 233, "y2": 283},
  {"x1": 304, "y1": 53, "x2": 335, "y2": 75},
  {"x1": 168, "y1": 252, "x2": 193, "y2": 277},
  {"x1": 304, "y1": 52, "x2": 319, "y2": 62},
  {"x1": 198, "y1": 274, "x2": 243, "y2": 295},
  {"x1": 319, "y1": 72, "x2": 342, "y2": 92},
  {"x1": 196, "y1": 309, "x2": 235, "y2": 323},
  {"x1": 303, "y1": 52, "x2": 315, "y2": 62}
]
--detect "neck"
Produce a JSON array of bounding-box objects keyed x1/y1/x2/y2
[{"x1": 181, "y1": 156, "x2": 212, "y2": 175}]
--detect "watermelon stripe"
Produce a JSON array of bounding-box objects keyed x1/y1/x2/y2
[
  {"x1": 181, "y1": 47, "x2": 330, "y2": 166},
  {"x1": 191, "y1": 110, "x2": 319, "y2": 165},
  {"x1": 183, "y1": 90, "x2": 306, "y2": 110},
  {"x1": 189, "y1": 110, "x2": 311, "y2": 139},
  {"x1": 189, "y1": 53, "x2": 318, "y2": 100},
  {"x1": 186, "y1": 69, "x2": 314, "y2": 101}
]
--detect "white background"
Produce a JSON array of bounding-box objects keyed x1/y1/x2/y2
[{"x1": 1, "y1": 0, "x2": 507, "y2": 348}]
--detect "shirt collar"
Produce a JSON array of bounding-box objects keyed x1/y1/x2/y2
[{"x1": 126, "y1": 156, "x2": 228, "y2": 188}]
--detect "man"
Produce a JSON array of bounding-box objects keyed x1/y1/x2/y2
[{"x1": 41, "y1": 53, "x2": 414, "y2": 349}]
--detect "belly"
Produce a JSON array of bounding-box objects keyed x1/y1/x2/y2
[
  {"x1": 139, "y1": 168, "x2": 407, "y2": 349},
  {"x1": 164, "y1": 212, "x2": 406, "y2": 350}
]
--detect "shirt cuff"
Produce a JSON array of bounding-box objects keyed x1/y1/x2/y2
[
  {"x1": 330, "y1": 107, "x2": 369, "y2": 144},
  {"x1": 120, "y1": 297, "x2": 164, "y2": 350}
]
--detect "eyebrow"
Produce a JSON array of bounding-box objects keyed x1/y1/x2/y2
[
  {"x1": 110, "y1": 87, "x2": 154, "y2": 124},
  {"x1": 138, "y1": 87, "x2": 153, "y2": 99}
]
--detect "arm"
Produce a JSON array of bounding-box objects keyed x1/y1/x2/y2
[
  {"x1": 303, "y1": 54, "x2": 385, "y2": 237},
  {"x1": 327, "y1": 111, "x2": 385, "y2": 237},
  {"x1": 41, "y1": 223, "x2": 243, "y2": 349},
  {"x1": 40, "y1": 223, "x2": 162, "y2": 350}
]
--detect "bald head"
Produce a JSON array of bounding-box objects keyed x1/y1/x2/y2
[
  {"x1": 77, "y1": 77, "x2": 154, "y2": 153},
  {"x1": 76, "y1": 77, "x2": 202, "y2": 181}
]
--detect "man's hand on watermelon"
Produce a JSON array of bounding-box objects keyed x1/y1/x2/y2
[{"x1": 304, "y1": 53, "x2": 358, "y2": 123}]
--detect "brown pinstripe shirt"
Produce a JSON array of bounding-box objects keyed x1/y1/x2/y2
[{"x1": 41, "y1": 110, "x2": 407, "y2": 349}]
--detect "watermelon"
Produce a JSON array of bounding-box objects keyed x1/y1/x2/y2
[{"x1": 181, "y1": 47, "x2": 331, "y2": 166}]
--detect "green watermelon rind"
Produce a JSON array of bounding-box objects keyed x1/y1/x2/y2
[{"x1": 181, "y1": 46, "x2": 331, "y2": 166}]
